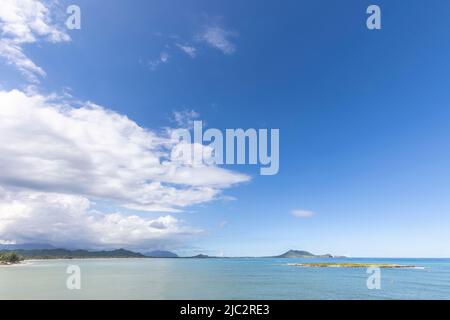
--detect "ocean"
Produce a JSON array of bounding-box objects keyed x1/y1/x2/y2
[{"x1": 1, "y1": 258, "x2": 449, "y2": 299}]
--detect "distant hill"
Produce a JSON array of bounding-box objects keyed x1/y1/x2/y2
[
  {"x1": 272, "y1": 250, "x2": 334, "y2": 258},
  {"x1": 188, "y1": 254, "x2": 212, "y2": 259},
  {"x1": 0, "y1": 248, "x2": 145, "y2": 259},
  {"x1": 144, "y1": 250, "x2": 178, "y2": 258}
]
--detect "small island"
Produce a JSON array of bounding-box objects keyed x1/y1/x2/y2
[{"x1": 288, "y1": 263, "x2": 417, "y2": 269}]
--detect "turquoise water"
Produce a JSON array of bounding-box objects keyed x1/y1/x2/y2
[{"x1": 1, "y1": 258, "x2": 449, "y2": 299}]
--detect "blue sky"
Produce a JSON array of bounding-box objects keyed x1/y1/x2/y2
[{"x1": 1, "y1": 0, "x2": 450, "y2": 257}]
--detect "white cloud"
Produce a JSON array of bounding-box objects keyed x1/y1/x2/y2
[
  {"x1": 0, "y1": 2, "x2": 247, "y2": 249},
  {"x1": 0, "y1": 89, "x2": 249, "y2": 213},
  {"x1": 291, "y1": 209, "x2": 316, "y2": 218},
  {"x1": 0, "y1": 89, "x2": 250, "y2": 247},
  {"x1": 0, "y1": 0, "x2": 70, "y2": 82},
  {"x1": 197, "y1": 25, "x2": 237, "y2": 55},
  {"x1": 0, "y1": 239, "x2": 16, "y2": 245},
  {"x1": 176, "y1": 43, "x2": 197, "y2": 58},
  {"x1": 0, "y1": 187, "x2": 200, "y2": 249}
]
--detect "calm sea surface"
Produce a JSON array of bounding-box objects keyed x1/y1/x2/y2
[{"x1": 1, "y1": 258, "x2": 449, "y2": 299}]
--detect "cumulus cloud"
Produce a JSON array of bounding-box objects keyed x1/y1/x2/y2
[
  {"x1": 197, "y1": 25, "x2": 237, "y2": 55},
  {"x1": 290, "y1": 209, "x2": 316, "y2": 218},
  {"x1": 0, "y1": 89, "x2": 249, "y2": 212},
  {"x1": 0, "y1": 0, "x2": 70, "y2": 82},
  {"x1": 0, "y1": 1, "x2": 247, "y2": 250},
  {"x1": 0, "y1": 89, "x2": 250, "y2": 247},
  {"x1": 0, "y1": 187, "x2": 199, "y2": 249}
]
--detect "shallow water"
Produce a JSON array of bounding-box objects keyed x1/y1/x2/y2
[{"x1": 1, "y1": 258, "x2": 449, "y2": 299}]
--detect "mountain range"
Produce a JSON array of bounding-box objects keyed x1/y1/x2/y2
[
  {"x1": 0, "y1": 244, "x2": 343, "y2": 259},
  {"x1": 0, "y1": 248, "x2": 145, "y2": 259}
]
